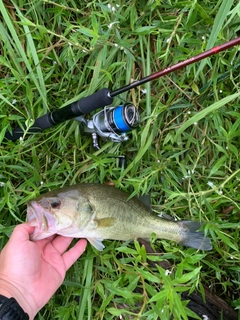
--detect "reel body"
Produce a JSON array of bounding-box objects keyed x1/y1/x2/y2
[{"x1": 76, "y1": 103, "x2": 140, "y2": 149}]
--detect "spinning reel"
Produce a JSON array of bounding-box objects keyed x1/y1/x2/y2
[{"x1": 76, "y1": 103, "x2": 140, "y2": 149}]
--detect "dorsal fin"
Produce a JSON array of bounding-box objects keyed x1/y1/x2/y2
[{"x1": 138, "y1": 194, "x2": 152, "y2": 212}]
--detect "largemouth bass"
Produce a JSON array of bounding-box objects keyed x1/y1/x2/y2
[{"x1": 27, "y1": 183, "x2": 212, "y2": 251}]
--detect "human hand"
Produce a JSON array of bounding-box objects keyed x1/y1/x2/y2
[{"x1": 0, "y1": 223, "x2": 87, "y2": 319}]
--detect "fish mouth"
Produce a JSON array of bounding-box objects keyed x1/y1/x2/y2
[{"x1": 27, "y1": 201, "x2": 50, "y2": 240}]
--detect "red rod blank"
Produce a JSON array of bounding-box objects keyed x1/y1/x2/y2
[{"x1": 110, "y1": 36, "x2": 240, "y2": 97}]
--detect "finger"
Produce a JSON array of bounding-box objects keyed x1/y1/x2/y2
[
  {"x1": 34, "y1": 234, "x2": 58, "y2": 250},
  {"x1": 62, "y1": 239, "x2": 87, "y2": 270},
  {"x1": 51, "y1": 235, "x2": 74, "y2": 254},
  {"x1": 44, "y1": 234, "x2": 57, "y2": 242},
  {"x1": 9, "y1": 223, "x2": 35, "y2": 242}
]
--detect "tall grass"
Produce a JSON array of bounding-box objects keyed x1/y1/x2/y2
[{"x1": 0, "y1": 0, "x2": 240, "y2": 319}]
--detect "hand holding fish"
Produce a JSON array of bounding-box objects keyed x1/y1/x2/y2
[{"x1": 0, "y1": 222, "x2": 87, "y2": 320}]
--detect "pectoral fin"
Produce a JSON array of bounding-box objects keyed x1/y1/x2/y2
[
  {"x1": 97, "y1": 217, "x2": 116, "y2": 227},
  {"x1": 88, "y1": 215, "x2": 115, "y2": 230},
  {"x1": 87, "y1": 238, "x2": 105, "y2": 251}
]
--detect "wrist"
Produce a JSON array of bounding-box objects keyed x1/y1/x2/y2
[
  {"x1": 0, "y1": 294, "x2": 29, "y2": 319},
  {"x1": 0, "y1": 278, "x2": 34, "y2": 320}
]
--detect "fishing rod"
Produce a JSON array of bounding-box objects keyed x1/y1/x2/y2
[{"x1": 4, "y1": 36, "x2": 240, "y2": 146}]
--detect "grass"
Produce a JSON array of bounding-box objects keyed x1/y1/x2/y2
[{"x1": 0, "y1": 0, "x2": 240, "y2": 319}]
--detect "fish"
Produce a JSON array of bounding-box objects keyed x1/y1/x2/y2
[{"x1": 26, "y1": 183, "x2": 212, "y2": 251}]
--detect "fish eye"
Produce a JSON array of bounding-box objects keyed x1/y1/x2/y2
[{"x1": 50, "y1": 200, "x2": 61, "y2": 209}]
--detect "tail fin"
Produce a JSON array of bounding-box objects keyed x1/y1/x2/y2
[{"x1": 178, "y1": 221, "x2": 212, "y2": 251}]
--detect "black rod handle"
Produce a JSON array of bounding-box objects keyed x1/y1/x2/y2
[{"x1": 4, "y1": 88, "x2": 113, "y2": 142}]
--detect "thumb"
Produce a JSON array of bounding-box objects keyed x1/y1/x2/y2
[{"x1": 9, "y1": 223, "x2": 35, "y2": 242}]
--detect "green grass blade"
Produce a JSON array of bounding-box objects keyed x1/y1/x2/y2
[
  {"x1": 77, "y1": 254, "x2": 93, "y2": 320},
  {"x1": 175, "y1": 91, "x2": 240, "y2": 140},
  {"x1": 0, "y1": 0, "x2": 48, "y2": 110},
  {"x1": 195, "y1": 0, "x2": 234, "y2": 77},
  {"x1": 13, "y1": 4, "x2": 47, "y2": 109}
]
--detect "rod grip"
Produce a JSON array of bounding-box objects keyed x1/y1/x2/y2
[
  {"x1": 50, "y1": 88, "x2": 113, "y2": 124},
  {"x1": 70, "y1": 88, "x2": 113, "y2": 115},
  {"x1": 4, "y1": 88, "x2": 113, "y2": 142},
  {"x1": 3, "y1": 114, "x2": 53, "y2": 142}
]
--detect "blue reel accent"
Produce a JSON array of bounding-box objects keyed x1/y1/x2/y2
[{"x1": 113, "y1": 105, "x2": 130, "y2": 132}]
